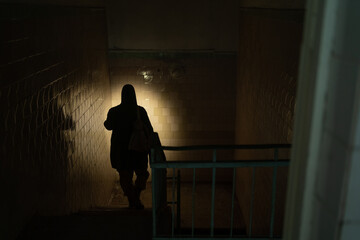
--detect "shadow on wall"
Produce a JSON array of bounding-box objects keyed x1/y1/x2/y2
[
  {"x1": 1, "y1": 77, "x2": 76, "y2": 238},
  {"x1": 28, "y1": 96, "x2": 75, "y2": 213},
  {"x1": 0, "y1": 4, "x2": 115, "y2": 239}
]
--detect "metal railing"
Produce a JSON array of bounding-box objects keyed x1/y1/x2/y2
[{"x1": 150, "y1": 144, "x2": 291, "y2": 240}]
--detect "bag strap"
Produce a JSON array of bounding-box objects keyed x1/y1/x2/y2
[
  {"x1": 135, "y1": 106, "x2": 150, "y2": 137},
  {"x1": 136, "y1": 106, "x2": 141, "y2": 121}
]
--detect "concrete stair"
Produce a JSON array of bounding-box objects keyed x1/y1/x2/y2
[{"x1": 18, "y1": 207, "x2": 154, "y2": 240}]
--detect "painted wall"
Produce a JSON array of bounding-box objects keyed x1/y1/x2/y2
[
  {"x1": 0, "y1": 5, "x2": 116, "y2": 239},
  {"x1": 238, "y1": 0, "x2": 305, "y2": 9},
  {"x1": 106, "y1": 0, "x2": 239, "y2": 51},
  {"x1": 234, "y1": 8, "x2": 304, "y2": 236},
  {"x1": 0, "y1": 0, "x2": 104, "y2": 6},
  {"x1": 284, "y1": 0, "x2": 360, "y2": 239}
]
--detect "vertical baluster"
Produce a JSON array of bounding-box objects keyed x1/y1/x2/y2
[
  {"x1": 249, "y1": 167, "x2": 256, "y2": 237},
  {"x1": 270, "y1": 148, "x2": 279, "y2": 238},
  {"x1": 172, "y1": 168, "x2": 176, "y2": 237},
  {"x1": 177, "y1": 170, "x2": 181, "y2": 231},
  {"x1": 230, "y1": 168, "x2": 237, "y2": 237},
  {"x1": 210, "y1": 149, "x2": 217, "y2": 237},
  {"x1": 192, "y1": 168, "x2": 196, "y2": 237},
  {"x1": 151, "y1": 148, "x2": 156, "y2": 237}
]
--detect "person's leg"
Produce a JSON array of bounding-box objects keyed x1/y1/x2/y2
[
  {"x1": 127, "y1": 151, "x2": 149, "y2": 209},
  {"x1": 134, "y1": 168, "x2": 150, "y2": 209},
  {"x1": 134, "y1": 168, "x2": 150, "y2": 191},
  {"x1": 118, "y1": 170, "x2": 136, "y2": 207},
  {"x1": 133, "y1": 151, "x2": 150, "y2": 192}
]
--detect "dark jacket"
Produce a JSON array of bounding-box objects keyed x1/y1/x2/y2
[{"x1": 104, "y1": 104, "x2": 153, "y2": 170}]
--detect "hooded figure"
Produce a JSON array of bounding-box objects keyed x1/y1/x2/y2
[{"x1": 104, "y1": 84, "x2": 153, "y2": 209}]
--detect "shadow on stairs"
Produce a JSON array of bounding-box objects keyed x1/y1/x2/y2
[{"x1": 17, "y1": 207, "x2": 154, "y2": 240}]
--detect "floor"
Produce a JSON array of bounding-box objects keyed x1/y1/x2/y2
[
  {"x1": 18, "y1": 208, "x2": 153, "y2": 240},
  {"x1": 18, "y1": 179, "x2": 246, "y2": 239},
  {"x1": 109, "y1": 179, "x2": 246, "y2": 235}
]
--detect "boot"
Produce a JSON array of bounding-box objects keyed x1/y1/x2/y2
[
  {"x1": 127, "y1": 190, "x2": 144, "y2": 209},
  {"x1": 133, "y1": 187, "x2": 144, "y2": 210}
]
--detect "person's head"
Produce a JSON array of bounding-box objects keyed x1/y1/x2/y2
[{"x1": 121, "y1": 84, "x2": 137, "y2": 105}]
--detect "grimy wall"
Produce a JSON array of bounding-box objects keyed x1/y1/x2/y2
[
  {"x1": 105, "y1": 0, "x2": 239, "y2": 182},
  {"x1": 235, "y1": 8, "x2": 304, "y2": 236},
  {"x1": 108, "y1": 53, "x2": 237, "y2": 182},
  {"x1": 0, "y1": 4, "x2": 116, "y2": 239},
  {"x1": 106, "y1": 0, "x2": 239, "y2": 51}
]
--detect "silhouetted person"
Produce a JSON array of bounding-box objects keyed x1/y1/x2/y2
[{"x1": 104, "y1": 84, "x2": 153, "y2": 209}]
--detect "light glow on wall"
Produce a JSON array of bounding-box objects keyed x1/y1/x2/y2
[
  {"x1": 108, "y1": 55, "x2": 236, "y2": 164},
  {"x1": 111, "y1": 80, "x2": 185, "y2": 146}
]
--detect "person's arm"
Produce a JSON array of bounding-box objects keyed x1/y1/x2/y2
[
  {"x1": 104, "y1": 109, "x2": 114, "y2": 130},
  {"x1": 140, "y1": 107, "x2": 156, "y2": 150},
  {"x1": 140, "y1": 107, "x2": 153, "y2": 133}
]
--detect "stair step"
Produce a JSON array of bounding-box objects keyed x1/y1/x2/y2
[{"x1": 18, "y1": 207, "x2": 153, "y2": 240}]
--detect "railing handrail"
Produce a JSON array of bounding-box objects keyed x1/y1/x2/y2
[
  {"x1": 151, "y1": 159, "x2": 290, "y2": 169},
  {"x1": 150, "y1": 142, "x2": 291, "y2": 239},
  {"x1": 157, "y1": 144, "x2": 291, "y2": 151}
]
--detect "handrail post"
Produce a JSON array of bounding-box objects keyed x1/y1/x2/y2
[
  {"x1": 151, "y1": 148, "x2": 157, "y2": 238},
  {"x1": 191, "y1": 168, "x2": 196, "y2": 237},
  {"x1": 249, "y1": 167, "x2": 256, "y2": 237},
  {"x1": 172, "y1": 168, "x2": 176, "y2": 237},
  {"x1": 151, "y1": 147, "x2": 155, "y2": 164},
  {"x1": 177, "y1": 169, "x2": 181, "y2": 231},
  {"x1": 210, "y1": 149, "x2": 217, "y2": 237},
  {"x1": 270, "y1": 148, "x2": 279, "y2": 238},
  {"x1": 230, "y1": 168, "x2": 237, "y2": 237}
]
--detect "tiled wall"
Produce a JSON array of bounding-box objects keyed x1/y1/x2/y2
[
  {"x1": 234, "y1": 9, "x2": 304, "y2": 236},
  {"x1": 108, "y1": 53, "x2": 237, "y2": 181},
  {"x1": 0, "y1": 5, "x2": 116, "y2": 239}
]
